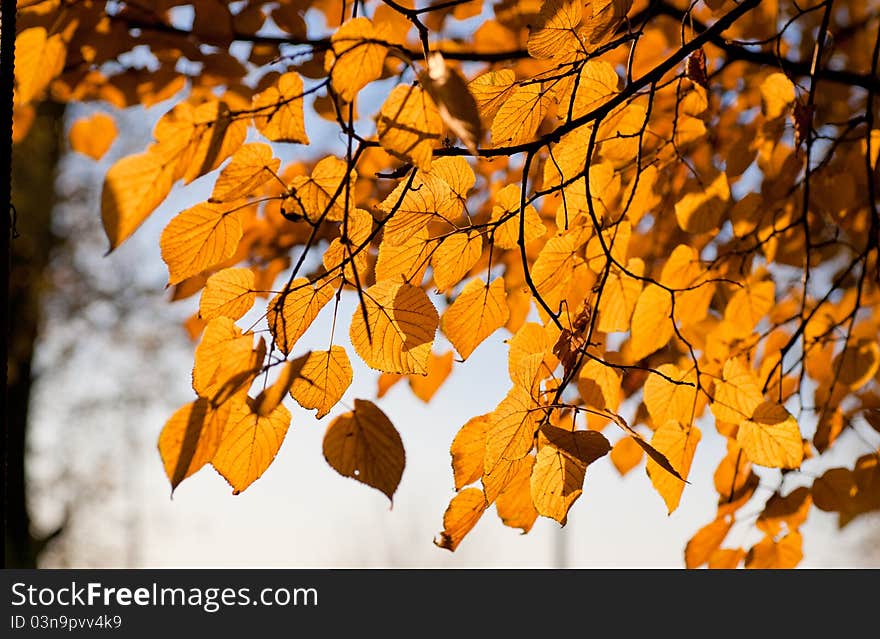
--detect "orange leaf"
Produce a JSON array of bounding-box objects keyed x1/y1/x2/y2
[
  {"x1": 646, "y1": 420, "x2": 701, "y2": 514},
  {"x1": 323, "y1": 399, "x2": 405, "y2": 502},
  {"x1": 685, "y1": 517, "x2": 733, "y2": 568},
  {"x1": 158, "y1": 399, "x2": 232, "y2": 491},
  {"x1": 434, "y1": 487, "x2": 487, "y2": 551},
  {"x1": 409, "y1": 350, "x2": 454, "y2": 402},
  {"x1": 484, "y1": 387, "x2": 541, "y2": 474},
  {"x1": 212, "y1": 398, "x2": 291, "y2": 494},
  {"x1": 451, "y1": 414, "x2": 491, "y2": 491},
  {"x1": 252, "y1": 72, "x2": 310, "y2": 143},
  {"x1": 377, "y1": 84, "x2": 443, "y2": 171},
  {"x1": 495, "y1": 455, "x2": 538, "y2": 533},
  {"x1": 266, "y1": 279, "x2": 335, "y2": 355},
  {"x1": 69, "y1": 112, "x2": 117, "y2": 161},
  {"x1": 441, "y1": 278, "x2": 510, "y2": 360},
  {"x1": 210, "y1": 142, "x2": 280, "y2": 202},
  {"x1": 745, "y1": 531, "x2": 803, "y2": 569},
  {"x1": 199, "y1": 267, "x2": 256, "y2": 321},
  {"x1": 160, "y1": 203, "x2": 243, "y2": 285},
  {"x1": 288, "y1": 347, "x2": 353, "y2": 419},
  {"x1": 326, "y1": 17, "x2": 389, "y2": 102}
]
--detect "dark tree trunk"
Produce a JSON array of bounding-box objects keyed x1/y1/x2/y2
[{"x1": 6, "y1": 100, "x2": 65, "y2": 568}]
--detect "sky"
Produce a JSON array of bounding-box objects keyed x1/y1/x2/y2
[{"x1": 21, "y1": 3, "x2": 880, "y2": 569}]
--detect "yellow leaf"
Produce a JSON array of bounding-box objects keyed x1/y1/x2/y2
[
  {"x1": 69, "y1": 112, "x2": 117, "y2": 161},
  {"x1": 288, "y1": 346, "x2": 353, "y2": 418},
  {"x1": 711, "y1": 357, "x2": 764, "y2": 424},
  {"x1": 738, "y1": 401, "x2": 803, "y2": 469},
  {"x1": 577, "y1": 359, "x2": 621, "y2": 412},
  {"x1": 102, "y1": 150, "x2": 174, "y2": 251},
  {"x1": 14, "y1": 28, "x2": 66, "y2": 104},
  {"x1": 253, "y1": 359, "x2": 302, "y2": 417},
  {"x1": 674, "y1": 171, "x2": 730, "y2": 234},
  {"x1": 643, "y1": 364, "x2": 698, "y2": 426},
  {"x1": 560, "y1": 60, "x2": 619, "y2": 118},
  {"x1": 375, "y1": 229, "x2": 433, "y2": 285},
  {"x1": 745, "y1": 531, "x2": 803, "y2": 569},
  {"x1": 377, "y1": 84, "x2": 443, "y2": 171},
  {"x1": 434, "y1": 487, "x2": 487, "y2": 551},
  {"x1": 609, "y1": 436, "x2": 644, "y2": 476},
  {"x1": 322, "y1": 398, "x2": 406, "y2": 501},
  {"x1": 409, "y1": 350, "x2": 454, "y2": 402},
  {"x1": 379, "y1": 169, "x2": 460, "y2": 245},
  {"x1": 491, "y1": 83, "x2": 551, "y2": 147},
  {"x1": 490, "y1": 184, "x2": 546, "y2": 250},
  {"x1": 322, "y1": 208, "x2": 373, "y2": 281},
  {"x1": 212, "y1": 398, "x2": 291, "y2": 494},
  {"x1": 724, "y1": 280, "x2": 775, "y2": 336},
  {"x1": 833, "y1": 338, "x2": 880, "y2": 391},
  {"x1": 327, "y1": 17, "x2": 389, "y2": 102},
  {"x1": 420, "y1": 52, "x2": 484, "y2": 154},
  {"x1": 441, "y1": 278, "x2": 510, "y2": 360},
  {"x1": 267, "y1": 279, "x2": 335, "y2": 355},
  {"x1": 252, "y1": 71, "x2": 310, "y2": 143},
  {"x1": 432, "y1": 231, "x2": 483, "y2": 293},
  {"x1": 287, "y1": 155, "x2": 356, "y2": 223},
  {"x1": 192, "y1": 317, "x2": 265, "y2": 401},
  {"x1": 530, "y1": 426, "x2": 610, "y2": 524},
  {"x1": 685, "y1": 517, "x2": 733, "y2": 568},
  {"x1": 158, "y1": 399, "x2": 231, "y2": 491},
  {"x1": 646, "y1": 420, "x2": 701, "y2": 514},
  {"x1": 350, "y1": 279, "x2": 439, "y2": 375},
  {"x1": 597, "y1": 258, "x2": 644, "y2": 332},
  {"x1": 581, "y1": 0, "x2": 633, "y2": 46},
  {"x1": 468, "y1": 69, "x2": 517, "y2": 125},
  {"x1": 484, "y1": 387, "x2": 541, "y2": 474},
  {"x1": 708, "y1": 548, "x2": 745, "y2": 569},
  {"x1": 597, "y1": 102, "x2": 646, "y2": 164},
  {"x1": 451, "y1": 414, "x2": 491, "y2": 490},
  {"x1": 495, "y1": 455, "x2": 538, "y2": 533},
  {"x1": 629, "y1": 284, "x2": 673, "y2": 360},
  {"x1": 160, "y1": 203, "x2": 243, "y2": 286},
  {"x1": 210, "y1": 142, "x2": 280, "y2": 203},
  {"x1": 199, "y1": 267, "x2": 256, "y2": 321},
  {"x1": 760, "y1": 72, "x2": 795, "y2": 120},
  {"x1": 527, "y1": 0, "x2": 584, "y2": 60}
]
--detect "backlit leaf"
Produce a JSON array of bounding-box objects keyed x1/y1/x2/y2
[
  {"x1": 289, "y1": 347, "x2": 353, "y2": 418},
  {"x1": 745, "y1": 531, "x2": 803, "y2": 569},
  {"x1": 267, "y1": 279, "x2": 335, "y2": 355},
  {"x1": 252, "y1": 71, "x2": 310, "y2": 143},
  {"x1": 327, "y1": 17, "x2": 389, "y2": 101},
  {"x1": 212, "y1": 398, "x2": 291, "y2": 494},
  {"x1": 322, "y1": 398, "x2": 406, "y2": 502},
  {"x1": 527, "y1": 0, "x2": 584, "y2": 60},
  {"x1": 210, "y1": 142, "x2": 280, "y2": 203},
  {"x1": 377, "y1": 84, "x2": 443, "y2": 171},
  {"x1": 629, "y1": 284, "x2": 673, "y2": 360},
  {"x1": 432, "y1": 231, "x2": 483, "y2": 293},
  {"x1": 160, "y1": 203, "x2": 243, "y2": 286},
  {"x1": 409, "y1": 351, "x2": 454, "y2": 402},
  {"x1": 760, "y1": 72, "x2": 795, "y2": 120},
  {"x1": 199, "y1": 267, "x2": 256, "y2": 321},
  {"x1": 349, "y1": 279, "x2": 439, "y2": 375},
  {"x1": 441, "y1": 278, "x2": 510, "y2": 360},
  {"x1": 451, "y1": 414, "x2": 491, "y2": 490},
  {"x1": 69, "y1": 112, "x2": 117, "y2": 161},
  {"x1": 495, "y1": 455, "x2": 538, "y2": 533},
  {"x1": 646, "y1": 420, "x2": 701, "y2": 514},
  {"x1": 685, "y1": 517, "x2": 733, "y2": 568},
  {"x1": 14, "y1": 28, "x2": 66, "y2": 104},
  {"x1": 159, "y1": 398, "x2": 231, "y2": 491},
  {"x1": 491, "y1": 83, "x2": 551, "y2": 147},
  {"x1": 484, "y1": 387, "x2": 541, "y2": 474},
  {"x1": 643, "y1": 364, "x2": 698, "y2": 426},
  {"x1": 738, "y1": 401, "x2": 803, "y2": 469},
  {"x1": 434, "y1": 487, "x2": 487, "y2": 551}
]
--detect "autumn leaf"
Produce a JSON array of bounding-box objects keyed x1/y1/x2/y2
[
  {"x1": 252, "y1": 71, "x2": 310, "y2": 143},
  {"x1": 468, "y1": 69, "x2": 517, "y2": 124},
  {"x1": 199, "y1": 267, "x2": 256, "y2": 321},
  {"x1": 432, "y1": 232, "x2": 483, "y2": 293},
  {"x1": 267, "y1": 279, "x2": 335, "y2": 356},
  {"x1": 685, "y1": 517, "x2": 733, "y2": 568},
  {"x1": 322, "y1": 399, "x2": 406, "y2": 502},
  {"x1": 102, "y1": 150, "x2": 174, "y2": 251},
  {"x1": 441, "y1": 278, "x2": 510, "y2": 360},
  {"x1": 14, "y1": 27, "x2": 66, "y2": 105},
  {"x1": 527, "y1": 0, "x2": 584, "y2": 61},
  {"x1": 420, "y1": 52, "x2": 483, "y2": 154},
  {"x1": 212, "y1": 398, "x2": 292, "y2": 494},
  {"x1": 745, "y1": 532, "x2": 803, "y2": 569},
  {"x1": 160, "y1": 203, "x2": 244, "y2": 286},
  {"x1": 69, "y1": 112, "x2": 117, "y2": 161},
  {"x1": 327, "y1": 17, "x2": 389, "y2": 102},
  {"x1": 158, "y1": 399, "x2": 231, "y2": 492},
  {"x1": 349, "y1": 279, "x2": 439, "y2": 375},
  {"x1": 646, "y1": 420, "x2": 701, "y2": 514},
  {"x1": 409, "y1": 350, "x2": 454, "y2": 402},
  {"x1": 738, "y1": 401, "x2": 803, "y2": 469},
  {"x1": 495, "y1": 455, "x2": 539, "y2": 533},
  {"x1": 643, "y1": 364, "x2": 698, "y2": 426},
  {"x1": 192, "y1": 318, "x2": 265, "y2": 402},
  {"x1": 434, "y1": 487, "x2": 487, "y2": 551},
  {"x1": 210, "y1": 143, "x2": 280, "y2": 203},
  {"x1": 288, "y1": 347, "x2": 353, "y2": 419},
  {"x1": 491, "y1": 83, "x2": 551, "y2": 147},
  {"x1": 484, "y1": 387, "x2": 542, "y2": 474},
  {"x1": 760, "y1": 72, "x2": 796, "y2": 120},
  {"x1": 287, "y1": 155, "x2": 356, "y2": 224},
  {"x1": 377, "y1": 84, "x2": 443, "y2": 171},
  {"x1": 451, "y1": 414, "x2": 491, "y2": 490}
]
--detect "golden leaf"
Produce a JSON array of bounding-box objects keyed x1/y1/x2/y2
[
  {"x1": 530, "y1": 426, "x2": 610, "y2": 524},
  {"x1": 252, "y1": 71, "x2": 310, "y2": 143},
  {"x1": 451, "y1": 414, "x2": 491, "y2": 491},
  {"x1": 267, "y1": 279, "x2": 335, "y2": 355},
  {"x1": 490, "y1": 184, "x2": 546, "y2": 250},
  {"x1": 596, "y1": 259, "x2": 644, "y2": 332},
  {"x1": 409, "y1": 350, "x2": 454, "y2": 402},
  {"x1": 434, "y1": 487, "x2": 487, "y2": 551},
  {"x1": 685, "y1": 517, "x2": 733, "y2": 568},
  {"x1": 711, "y1": 357, "x2": 765, "y2": 424},
  {"x1": 158, "y1": 399, "x2": 231, "y2": 491},
  {"x1": 495, "y1": 455, "x2": 538, "y2": 533},
  {"x1": 69, "y1": 112, "x2": 117, "y2": 161},
  {"x1": 212, "y1": 398, "x2": 291, "y2": 494},
  {"x1": 468, "y1": 69, "x2": 517, "y2": 125},
  {"x1": 287, "y1": 155, "x2": 356, "y2": 223},
  {"x1": 491, "y1": 83, "x2": 551, "y2": 147},
  {"x1": 646, "y1": 420, "x2": 701, "y2": 514},
  {"x1": 377, "y1": 84, "x2": 443, "y2": 171},
  {"x1": 745, "y1": 531, "x2": 803, "y2": 569},
  {"x1": 482, "y1": 455, "x2": 534, "y2": 504},
  {"x1": 102, "y1": 150, "x2": 174, "y2": 251},
  {"x1": 643, "y1": 364, "x2": 698, "y2": 426},
  {"x1": 609, "y1": 436, "x2": 644, "y2": 476},
  {"x1": 833, "y1": 338, "x2": 880, "y2": 391},
  {"x1": 14, "y1": 27, "x2": 66, "y2": 105},
  {"x1": 420, "y1": 52, "x2": 483, "y2": 154},
  {"x1": 432, "y1": 231, "x2": 483, "y2": 293},
  {"x1": 760, "y1": 72, "x2": 795, "y2": 120},
  {"x1": 192, "y1": 317, "x2": 265, "y2": 402},
  {"x1": 484, "y1": 387, "x2": 541, "y2": 474},
  {"x1": 327, "y1": 17, "x2": 389, "y2": 101},
  {"x1": 738, "y1": 401, "x2": 803, "y2": 469},
  {"x1": 253, "y1": 359, "x2": 302, "y2": 417},
  {"x1": 349, "y1": 279, "x2": 439, "y2": 375},
  {"x1": 289, "y1": 347, "x2": 353, "y2": 419},
  {"x1": 527, "y1": 0, "x2": 584, "y2": 61},
  {"x1": 160, "y1": 203, "x2": 244, "y2": 286},
  {"x1": 674, "y1": 172, "x2": 730, "y2": 234},
  {"x1": 577, "y1": 359, "x2": 621, "y2": 412},
  {"x1": 322, "y1": 398, "x2": 405, "y2": 502},
  {"x1": 199, "y1": 267, "x2": 256, "y2": 321},
  {"x1": 210, "y1": 142, "x2": 280, "y2": 203},
  {"x1": 629, "y1": 284, "x2": 673, "y2": 360},
  {"x1": 441, "y1": 278, "x2": 510, "y2": 360},
  {"x1": 724, "y1": 280, "x2": 775, "y2": 336},
  {"x1": 375, "y1": 229, "x2": 434, "y2": 285}
]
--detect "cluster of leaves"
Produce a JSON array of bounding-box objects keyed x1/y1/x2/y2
[{"x1": 13, "y1": 0, "x2": 880, "y2": 567}]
